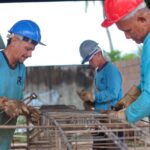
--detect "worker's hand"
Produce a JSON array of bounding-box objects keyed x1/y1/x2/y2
[
  {"x1": 77, "y1": 89, "x2": 94, "y2": 102},
  {"x1": 0, "y1": 97, "x2": 41, "y2": 124},
  {"x1": 100, "y1": 110, "x2": 111, "y2": 114},
  {"x1": 114, "y1": 85, "x2": 141, "y2": 111},
  {"x1": 83, "y1": 101, "x2": 94, "y2": 111},
  {"x1": 0, "y1": 97, "x2": 8, "y2": 107},
  {"x1": 0, "y1": 98, "x2": 20, "y2": 118},
  {"x1": 108, "y1": 109, "x2": 126, "y2": 121},
  {"x1": 0, "y1": 98, "x2": 30, "y2": 118},
  {"x1": 27, "y1": 106, "x2": 41, "y2": 125}
]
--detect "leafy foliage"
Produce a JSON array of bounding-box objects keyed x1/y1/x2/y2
[
  {"x1": 120, "y1": 53, "x2": 137, "y2": 61},
  {"x1": 107, "y1": 49, "x2": 140, "y2": 62},
  {"x1": 145, "y1": 0, "x2": 150, "y2": 9},
  {"x1": 107, "y1": 50, "x2": 121, "y2": 62}
]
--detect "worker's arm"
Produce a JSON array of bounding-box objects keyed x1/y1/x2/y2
[
  {"x1": 125, "y1": 83, "x2": 150, "y2": 124},
  {"x1": 125, "y1": 33, "x2": 150, "y2": 124}
]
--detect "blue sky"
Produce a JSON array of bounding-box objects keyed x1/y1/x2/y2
[{"x1": 0, "y1": 1, "x2": 140, "y2": 66}]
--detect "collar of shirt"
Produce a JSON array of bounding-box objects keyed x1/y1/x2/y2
[{"x1": 97, "y1": 61, "x2": 108, "y2": 72}]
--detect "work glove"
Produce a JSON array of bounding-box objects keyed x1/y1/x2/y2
[
  {"x1": 108, "y1": 109, "x2": 126, "y2": 122},
  {"x1": 77, "y1": 89, "x2": 94, "y2": 102},
  {"x1": 100, "y1": 109, "x2": 111, "y2": 114},
  {"x1": 83, "y1": 101, "x2": 94, "y2": 111},
  {"x1": 0, "y1": 98, "x2": 29, "y2": 118},
  {"x1": 26, "y1": 105, "x2": 41, "y2": 125},
  {"x1": 77, "y1": 89, "x2": 94, "y2": 110},
  {"x1": 114, "y1": 85, "x2": 141, "y2": 111},
  {"x1": 0, "y1": 97, "x2": 41, "y2": 125}
]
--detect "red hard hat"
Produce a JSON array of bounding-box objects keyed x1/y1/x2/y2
[{"x1": 101, "y1": 0, "x2": 143, "y2": 27}]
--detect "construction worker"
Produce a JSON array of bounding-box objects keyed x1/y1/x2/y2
[
  {"x1": 79, "y1": 40, "x2": 123, "y2": 150},
  {"x1": 0, "y1": 20, "x2": 45, "y2": 150},
  {"x1": 79, "y1": 40, "x2": 123, "y2": 113},
  {"x1": 101, "y1": 0, "x2": 150, "y2": 124}
]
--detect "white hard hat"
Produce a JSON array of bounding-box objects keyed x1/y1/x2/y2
[{"x1": 79, "y1": 40, "x2": 101, "y2": 64}]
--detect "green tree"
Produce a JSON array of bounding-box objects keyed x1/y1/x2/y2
[
  {"x1": 121, "y1": 53, "x2": 138, "y2": 61},
  {"x1": 108, "y1": 49, "x2": 139, "y2": 62},
  {"x1": 108, "y1": 50, "x2": 121, "y2": 62},
  {"x1": 145, "y1": 0, "x2": 150, "y2": 9}
]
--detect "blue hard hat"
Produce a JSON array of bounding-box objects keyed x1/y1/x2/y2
[{"x1": 8, "y1": 20, "x2": 45, "y2": 46}]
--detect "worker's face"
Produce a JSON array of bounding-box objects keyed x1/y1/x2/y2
[
  {"x1": 89, "y1": 53, "x2": 101, "y2": 69},
  {"x1": 12, "y1": 36, "x2": 36, "y2": 63},
  {"x1": 116, "y1": 15, "x2": 148, "y2": 44}
]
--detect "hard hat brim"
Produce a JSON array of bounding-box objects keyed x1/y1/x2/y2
[
  {"x1": 101, "y1": 1, "x2": 144, "y2": 28},
  {"x1": 101, "y1": 19, "x2": 116, "y2": 28},
  {"x1": 81, "y1": 56, "x2": 89, "y2": 64},
  {"x1": 81, "y1": 49, "x2": 100, "y2": 64},
  {"x1": 39, "y1": 42, "x2": 46, "y2": 46}
]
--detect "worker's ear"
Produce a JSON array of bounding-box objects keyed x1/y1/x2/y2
[{"x1": 11, "y1": 35, "x2": 21, "y2": 43}]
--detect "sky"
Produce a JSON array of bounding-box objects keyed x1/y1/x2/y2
[{"x1": 0, "y1": 1, "x2": 140, "y2": 66}]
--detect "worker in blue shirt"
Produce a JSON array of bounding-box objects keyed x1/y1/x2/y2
[
  {"x1": 0, "y1": 20, "x2": 45, "y2": 150},
  {"x1": 79, "y1": 40, "x2": 123, "y2": 113},
  {"x1": 79, "y1": 40, "x2": 124, "y2": 150},
  {"x1": 101, "y1": 0, "x2": 150, "y2": 124}
]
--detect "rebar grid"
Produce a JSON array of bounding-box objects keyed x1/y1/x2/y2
[
  {"x1": 3, "y1": 107, "x2": 149, "y2": 149},
  {"x1": 26, "y1": 108, "x2": 150, "y2": 150}
]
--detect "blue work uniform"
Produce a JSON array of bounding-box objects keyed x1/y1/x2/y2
[
  {"x1": 94, "y1": 62, "x2": 123, "y2": 112},
  {"x1": 125, "y1": 33, "x2": 150, "y2": 124},
  {"x1": 0, "y1": 50, "x2": 26, "y2": 150}
]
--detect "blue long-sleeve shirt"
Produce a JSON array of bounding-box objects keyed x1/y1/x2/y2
[
  {"x1": 125, "y1": 33, "x2": 150, "y2": 123},
  {"x1": 94, "y1": 62, "x2": 123, "y2": 112}
]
